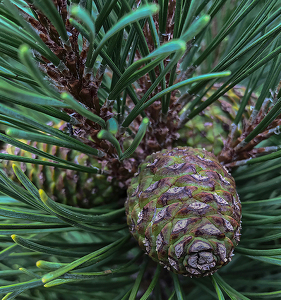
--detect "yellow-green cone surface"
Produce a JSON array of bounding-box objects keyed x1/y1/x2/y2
[
  {"x1": 1, "y1": 123, "x2": 121, "y2": 207},
  {"x1": 179, "y1": 85, "x2": 255, "y2": 155},
  {"x1": 125, "y1": 147, "x2": 241, "y2": 277},
  {"x1": 2, "y1": 143, "x2": 118, "y2": 207}
]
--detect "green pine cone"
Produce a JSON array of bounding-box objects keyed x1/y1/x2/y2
[
  {"x1": 179, "y1": 85, "x2": 255, "y2": 155},
  {"x1": 125, "y1": 147, "x2": 241, "y2": 277},
  {"x1": 1, "y1": 124, "x2": 121, "y2": 208}
]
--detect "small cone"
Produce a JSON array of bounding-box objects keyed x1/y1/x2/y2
[
  {"x1": 178, "y1": 85, "x2": 255, "y2": 155},
  {"x1": 1, "y1": 122, "x2": 122, "y2": 207}
]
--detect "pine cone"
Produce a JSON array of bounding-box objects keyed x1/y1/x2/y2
[
  {"x1": 125, "y1": 147, "x2": 241, "y2": 277},
  {"x1": 178, "y1": 85, "x2": 256, "y2": 155},
  {"x1": 1, "y1": 123, "x2": 122, "y2": 208}
]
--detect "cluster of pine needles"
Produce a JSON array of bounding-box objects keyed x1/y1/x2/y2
[{"x1": 0, "y1": 0, "x2": 281, "y2": 299}]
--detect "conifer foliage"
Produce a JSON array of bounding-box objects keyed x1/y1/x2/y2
[{"x1": 0, "y1": 0, "x2": 281, "y2": 299}]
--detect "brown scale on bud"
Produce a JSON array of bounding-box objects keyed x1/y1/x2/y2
[{"x1": 125, "y1": 147, "x2": 241, "y2": 277}]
